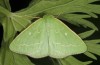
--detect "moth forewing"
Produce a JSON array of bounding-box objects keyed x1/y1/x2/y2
[
  {"x1": 43, "y1": 15, "x2": 87, "y2": 58},
  {"x1": 10, "y1": 18, "x2": 49, "y2": 58}
]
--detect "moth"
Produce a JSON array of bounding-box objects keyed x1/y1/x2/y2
[{"x1": 10, "y1": 15, "x2": 87, "y2": 58}]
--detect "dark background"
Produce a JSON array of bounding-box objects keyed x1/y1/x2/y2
[{"x1": 0, "y1": 0, "x2": 100, "y2": 65}]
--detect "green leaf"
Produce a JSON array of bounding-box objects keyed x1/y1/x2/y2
[
  {"x1": 0, "y1": 0, "x2": 11, "y2": 11},
  {"x1": 84, "y1": 52, "x2": 97, "y2": 60},
  {"x1": 0, "y1": 40, "x2": 35, "y2": 65},
  {"x1": 87, "y1": 0, "x2": 99, "y2": 3},
  {"x1": 59, "y1": 59, "x2": 70, "y2": 65},
  {"x1": 60, "y1": 14, "x2": 91, "y2": 27},
  {"x1": 2, "y1": 17, "x2": 16, "y2": 41},
  {"x1": 61, "y1": 14, "x2": 98, "y2": 30},
  {"x1": 82, "y1": 61, "x2": 93, "y2": 65},
  {"x1": 45, "y1": 0, "x2": 100, "y2": 17},
  {"x1": 60, "y1": 56, "x2": 92, "y2": 65},
  {"x1": 28, "y1": 0, "x2": 42, "y2": 7},
  {"x1": 51, "y1": 59, "x2": 61, "y2": 65},
  {"x1": 85, "y1": 39, "x2": 100, "y2": 56},
  {"x1": 0, "y1": 13, "x2": 5, "y2": 24},
  {"x1": 0, "y1": 6, "x2": 11, "y2": 16},
  {"x1": 0, "y1": 0, "x2": 11, "y2": 24},
  {"x1": 85, "y1": 4, "x2": 100, "y2": 15},
  {"x1": 16, "y1": 0, "x2": 73, "y2": 16},
  {"x1": 78, "y1": 30, "x2": 95, "y2": 39},
  {"x1": 28, "y1": 0, "x2": 66, "y2": 8},
  {"x1": 3, "y1": 0, "x2": 11, "y2": 11},
  {"x1": 0, "y1": 0, "x2": 5, "y2": 7},
  {"x1": 1, "y1": 50, "x2": 34, "y2": 65},
  {"x1": 10, "y1": 13, "x2": 31, "y2": 31},
  {"x1": 85, "y1": 39, "x2": 100, "y2": 44},
  {"x1": 1, "y1": 13, "x2": 31, "y2": 41},
  {"x1": 16, "y1": 0, "x2": 100, "y2": 18}
]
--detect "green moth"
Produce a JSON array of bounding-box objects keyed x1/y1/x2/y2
[{"x1": 10, "y1": 15, "x2": 87, "y2": 58}]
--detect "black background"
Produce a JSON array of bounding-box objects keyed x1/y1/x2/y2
[{"x1": 0, "y1": 0, "x2": 100, "y2": 65}]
